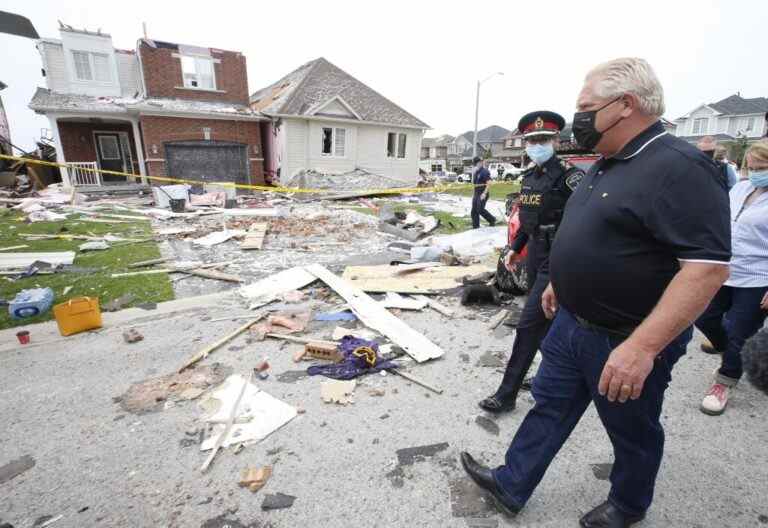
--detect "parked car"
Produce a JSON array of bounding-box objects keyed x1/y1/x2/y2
[{"x1": 435, "y1": 171, "x2": 458, "y2": 183}]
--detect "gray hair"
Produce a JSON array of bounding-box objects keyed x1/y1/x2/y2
[{"x1": 587, "y1": 58, "x2": 665, "y2": 117}]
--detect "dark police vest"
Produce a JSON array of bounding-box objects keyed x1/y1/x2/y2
[{"x1": 519, "y1": 157, "x2": 583, "y2": 235}]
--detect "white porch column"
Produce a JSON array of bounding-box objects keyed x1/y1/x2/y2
[
  {"x1": 130, "y1": 118, "x2": 147, "y2": 184},
  {"x1": 47, "y1": 114, "x2": 70, "y2": 187}
]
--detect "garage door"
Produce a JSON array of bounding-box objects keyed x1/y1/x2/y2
[{"x1": 164, "y1": 141, "x2": 248, "y2": 184}]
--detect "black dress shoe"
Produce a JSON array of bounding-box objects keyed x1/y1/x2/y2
[
  {"x1": 478, "y1": 394, "x2": 516, "y2": 413},
  {"x1": 579, "y1": 501, "x2": 645, "y2": 528},
  {"x1": 460, "y1": 452, "x2": 520, "y2": 517}
]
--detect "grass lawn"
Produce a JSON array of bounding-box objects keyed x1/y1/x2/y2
[
  {"x1": 0, "y1": 209, "x2": 174, "y2": 330},
  {"x1": 444, "y1": 181, "x2": 520, "y2": 201}
]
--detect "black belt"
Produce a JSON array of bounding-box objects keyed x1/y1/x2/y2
[{"x1": 574, "y1": 314, "x2": 635, "y2": 339}]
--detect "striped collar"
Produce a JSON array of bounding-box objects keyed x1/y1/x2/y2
[{"x1": 611, "y1": 121, "x2": 668, "y2": 161}]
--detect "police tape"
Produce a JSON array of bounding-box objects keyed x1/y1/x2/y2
[{"x1": 0, "y1": 154, "x2": 515, "y2": 196}]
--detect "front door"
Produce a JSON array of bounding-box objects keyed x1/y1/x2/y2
[{"x1": 95, "y1": 133, "x2": 126, "y2": 182}]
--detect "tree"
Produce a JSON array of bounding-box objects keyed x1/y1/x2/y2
[{"x1": 726, "y1": 134, "x2": 750, "y2": 168}]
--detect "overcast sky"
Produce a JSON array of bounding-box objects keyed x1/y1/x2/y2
[{"x1": 2, "y1": 0, "x2": 767, "y2": 151}]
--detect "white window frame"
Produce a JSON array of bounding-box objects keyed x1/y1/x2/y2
[
  {"x1": 397, "y1": 133, "x2": 407, "y2": 159},
  {"x1": 692, "y1": 117, "x2": 709, "y2": 135},
  {"x1": 70, "y1": 50, "x2": 113, "y2": 84},
  {"x1": 180, "y1": 54, "x2": 217, "y2": 91},
  {"x1": 744, "y1": 116, "x2": 755, "y2": 132},
  {"x1": 320, "y1": 127, "x2": 347, "y2": 158},
  {"x1": 386, "y1": 132, "x2": 397, "y2": 158}
]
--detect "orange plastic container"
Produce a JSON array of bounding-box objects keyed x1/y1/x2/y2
[{"x1": 53, "y1": 297, "x2": 102, "y2": 336}]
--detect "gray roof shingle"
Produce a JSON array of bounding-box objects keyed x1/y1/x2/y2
[
  {"x1": 709, "y1": 94, "x2": 768, "y2": 115},
  {"x1": 459, "y1": 125, "x2": 511, "y2": 143},
  {"x1": 249, "y1": 58, "x2": 428, "y2": 129}
]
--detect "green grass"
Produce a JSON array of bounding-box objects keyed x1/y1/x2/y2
[
  {"x1": 445, "y1": 181, "x2": 520, "y2": 201},
  {"x1": 0, "y1": 209, "x2": 174, "y2": 330}
]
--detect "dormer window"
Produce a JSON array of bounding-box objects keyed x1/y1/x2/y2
[
  {"x1": 71, "y1": 50, "x2": 111, "y2": 82},
  {"x1": 181, "y1": 55, "x2": 215, "y2": 90}
]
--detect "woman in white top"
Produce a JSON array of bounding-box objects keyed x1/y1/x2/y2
[{"x1": 696, "y1": 140, "x2": 768, "y2": 415}]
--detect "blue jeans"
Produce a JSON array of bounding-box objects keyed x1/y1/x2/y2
[
  {"x1": 493, "y1": 308, "x2": 690, "y2": 516},
  {"x1": 695, "y1": 285, "x2": 768, "y2": 384}
]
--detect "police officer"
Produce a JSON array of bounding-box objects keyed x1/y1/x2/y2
[{"x1": 479, "y1": 110, "x2": 583, "y2": 413}]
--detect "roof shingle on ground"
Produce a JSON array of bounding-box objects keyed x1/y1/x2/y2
[
  {"x1": 249, "y1": 58, "x2": 428, "y2": 129},
  {"x1": 29, "y1": 87, "x2": 260, "y2": 118}
]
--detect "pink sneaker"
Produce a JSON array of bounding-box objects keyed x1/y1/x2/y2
[{"x1": 700, "y1": 383, "x2": 730, "y2": 415}]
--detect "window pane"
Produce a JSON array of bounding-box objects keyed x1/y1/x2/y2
[
  {"x1": 335, "y1": 128, "x2": 346, "y2": 157},
  {"x1": 92, "y1": 53, "x2": 110, "y2": 82},
  {"x1": 397, "y1": 133, "x2": 407, "y2": 158},
  {"x1": 196, "y1": 58, "x2": 215, "y2": 89},
  {"x1": 72, "y1": 51, "x2": 92, "y2": 80},
  {"x1": 322, "y1": 128, "x2": 333, "y2": 155},
  {"x1": 181, "y1": 56, "x2": 197, "y2": 74},
  {"x1": 387, "y1": 133, "x2": 396, "y2": 157},
  {"x1": 98, "y1": 136, "x2": 121, "y2": 160}
]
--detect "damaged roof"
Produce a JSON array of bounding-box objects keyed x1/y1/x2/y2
[
  {"x1": 29, "y1": 87, "x2": 263, "y2": 119},
  {"x1": 250, "y1": 57, "x2": 429, "y2": 129}
]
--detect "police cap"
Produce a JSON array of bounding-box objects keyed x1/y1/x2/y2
[{"x1": 518, "y1": 110, "x2": 566, "y2": 139}]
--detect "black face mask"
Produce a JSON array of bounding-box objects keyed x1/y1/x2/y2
[{"x1": 572, "y1": 96, "x2": 624, "y2": 151}]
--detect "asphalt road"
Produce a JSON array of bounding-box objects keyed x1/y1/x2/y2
[{"x1": 1, "y1": 290, "x2": 767, "y2": 528}]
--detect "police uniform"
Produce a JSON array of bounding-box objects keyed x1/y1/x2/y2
[{"x1": 479, "y1": 111, "x2": 583, "y2": 412}]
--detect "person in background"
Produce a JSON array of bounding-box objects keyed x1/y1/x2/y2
[
  {"x1": 460, "y1": 57, "x2": 730, "y2": 527},
  {"x1": 478, "y1": 110, "x2": 583, "y2": 414},
  {"x1": 714, "y1": 145, "x2": 740, "y2": 187},
  {"x1": 470, "y1": 156, "x2": 497, "y2": 229},
  {"x1": 697, "y1": 139, "x2": 768, "y2": 415},
  {"x1": 697, "y1": 136, "x2": 738, "y2": 188}
]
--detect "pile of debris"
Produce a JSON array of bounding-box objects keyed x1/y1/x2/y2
[{"x1": 286, "y1": 168, "x2": 411, "y2": 192}]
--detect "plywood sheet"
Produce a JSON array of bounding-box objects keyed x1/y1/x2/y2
[
  {"x1": 0, "y1": 251, "x2": 75, "y2": 270},
  {"x1": 341, "y1": 264, "x2": 493, "y2": 293}
]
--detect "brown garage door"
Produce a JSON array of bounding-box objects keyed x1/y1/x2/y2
[{"x1": 164, "y1": 141, "x2": 248, "y2": 184}]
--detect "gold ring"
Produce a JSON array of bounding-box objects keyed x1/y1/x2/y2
[{"x1": 621, "y1": 385, "x2": 632, "y2": 391}]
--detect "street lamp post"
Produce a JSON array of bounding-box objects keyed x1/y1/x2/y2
[{"x1": 472, "y1": 72, "x2": 504, "y2": 160}]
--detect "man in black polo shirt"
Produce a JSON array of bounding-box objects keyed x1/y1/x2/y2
[{"x1": 460, "y1": 58, "x2": 730, "y2": 527}]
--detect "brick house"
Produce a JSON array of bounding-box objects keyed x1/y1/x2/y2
[{"x1": 29, "y1": 25, "x2": 267, "y2": 189}]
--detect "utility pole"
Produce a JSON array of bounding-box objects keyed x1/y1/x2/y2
[{"x1": 472, "y1": 72, "x2": 503, "y2": 160}]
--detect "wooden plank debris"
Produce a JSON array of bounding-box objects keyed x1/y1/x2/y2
[
  {"x1": 341, "y1": 263, "x2": 493, "y2": 294},
  {"x1": 128, "y1": 257, "x2": 171, "y2": 268},
  {"x1": 389, "y1": 368, "x2": 444, "y2": 394},
  {"x1": 488, "y1": 309, "x2": 509, "y2": 330},
  {"x1": 238, "y1": 266, "x2": 318, "y2": 307},
  {"x1": 411, "y1": 294, "x2": 454, "y2": 317},
  {"x1": 305, "y1": 264, "x2": 444, "y2": 363},
  {"x1": 241, "y1": 223, "x2": 268, "y2": 250},
  {"x1": 0, "y1": 245, "x2": 29, "y2": 252},
  {"x1": 180, "y1": 314, "x2": 266, "y2": 372},
  {"x1": 264, "y1": 333, "x2": 338, "y2": 348},
  {"x1": 182, "y1": 268, "x2": 243, "y2": 283},
  {"x1": 0, "y1": 251, "x2": 75, "y2": 270}
]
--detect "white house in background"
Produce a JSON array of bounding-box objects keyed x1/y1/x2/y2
[
  {"x1": 250, "y1": 57, "x2": 429, "y2": 184},
  {"x1": 671, "y1": 93, "x2": 768, "y2": 144}
]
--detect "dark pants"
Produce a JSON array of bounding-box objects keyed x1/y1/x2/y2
[
  {"x1": 471, "y1": 192, "x2": 496, "y2": 229},
  {"x1": 495, "y1": 238, "x2": 550, "y2": 401},
  {"x1": 695, "y1": 285, "x2": 768, "y2": 383},
  {"x1": 493, "y1": 308, "x2": 690, "y2": 516}
]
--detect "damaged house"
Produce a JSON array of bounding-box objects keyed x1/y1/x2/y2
[
  {"x1": 250, "y1": 58, "x2": 429, "y2": 185},
  {"x1": 29, "y1": 25, "x2": 267, "y2": 189}
]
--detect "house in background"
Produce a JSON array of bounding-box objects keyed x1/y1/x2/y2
[
  {"x1": 419, "y1": 134, "x2": 453, "y2": 174},
  {"x1": 670, "y1": 93, "x2": 768, "y2": 145},
  {"x1": 457, "y1": 125, "x2": 513, "y2": 161},
  {"x1": 29, "y1": 24, "x2": 266, "y2": 188},
  {"x1": 250, "y1": 58, "x2": 429, "y2": 185}
]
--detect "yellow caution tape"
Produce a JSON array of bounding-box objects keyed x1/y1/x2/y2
[{"x1": 0, "y1": 154, "x2": 513, "y2": 196}]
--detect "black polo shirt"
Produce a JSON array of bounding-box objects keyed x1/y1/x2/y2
[{"x1": 550, "y1": 121, "x2": 731, "y2": 329}]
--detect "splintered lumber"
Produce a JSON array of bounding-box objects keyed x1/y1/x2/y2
[
  {"x1": 241, "y1": 223, "x2": 268, "y2": 250},
  {"x1": 341, "y1": 264, "x2": 494, "y2": 294},
  {"x1": 182, "y1": 268, "x2": 243, "y2": 283},
  {"x1": 180, "y1": 314, "x2": 266, "y2": 372},
  {"x1": 128, "y1": 257, "x2": 171, "y2": 268},
  {"x1": 488, "y1": 309, "x2": 509, "y2": 330},
  {"x1": 305, "y1": 264, "x2": 444, "y2": 362},
  {"x1": 200, "y1": 372, "x2": 253, "y2": 473},
  {"x1": 264, "y1": 333, "x2": 338, "y2": 348},
  {"x1": 0, "y1": 245, "x2": 29, "y2": 252},
  {"x1": 411, "y1": 295, "x2": 454, "y2": 317},
  {"x1": 389, "y1": 368, "x2": 443, "y2": 394}
]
